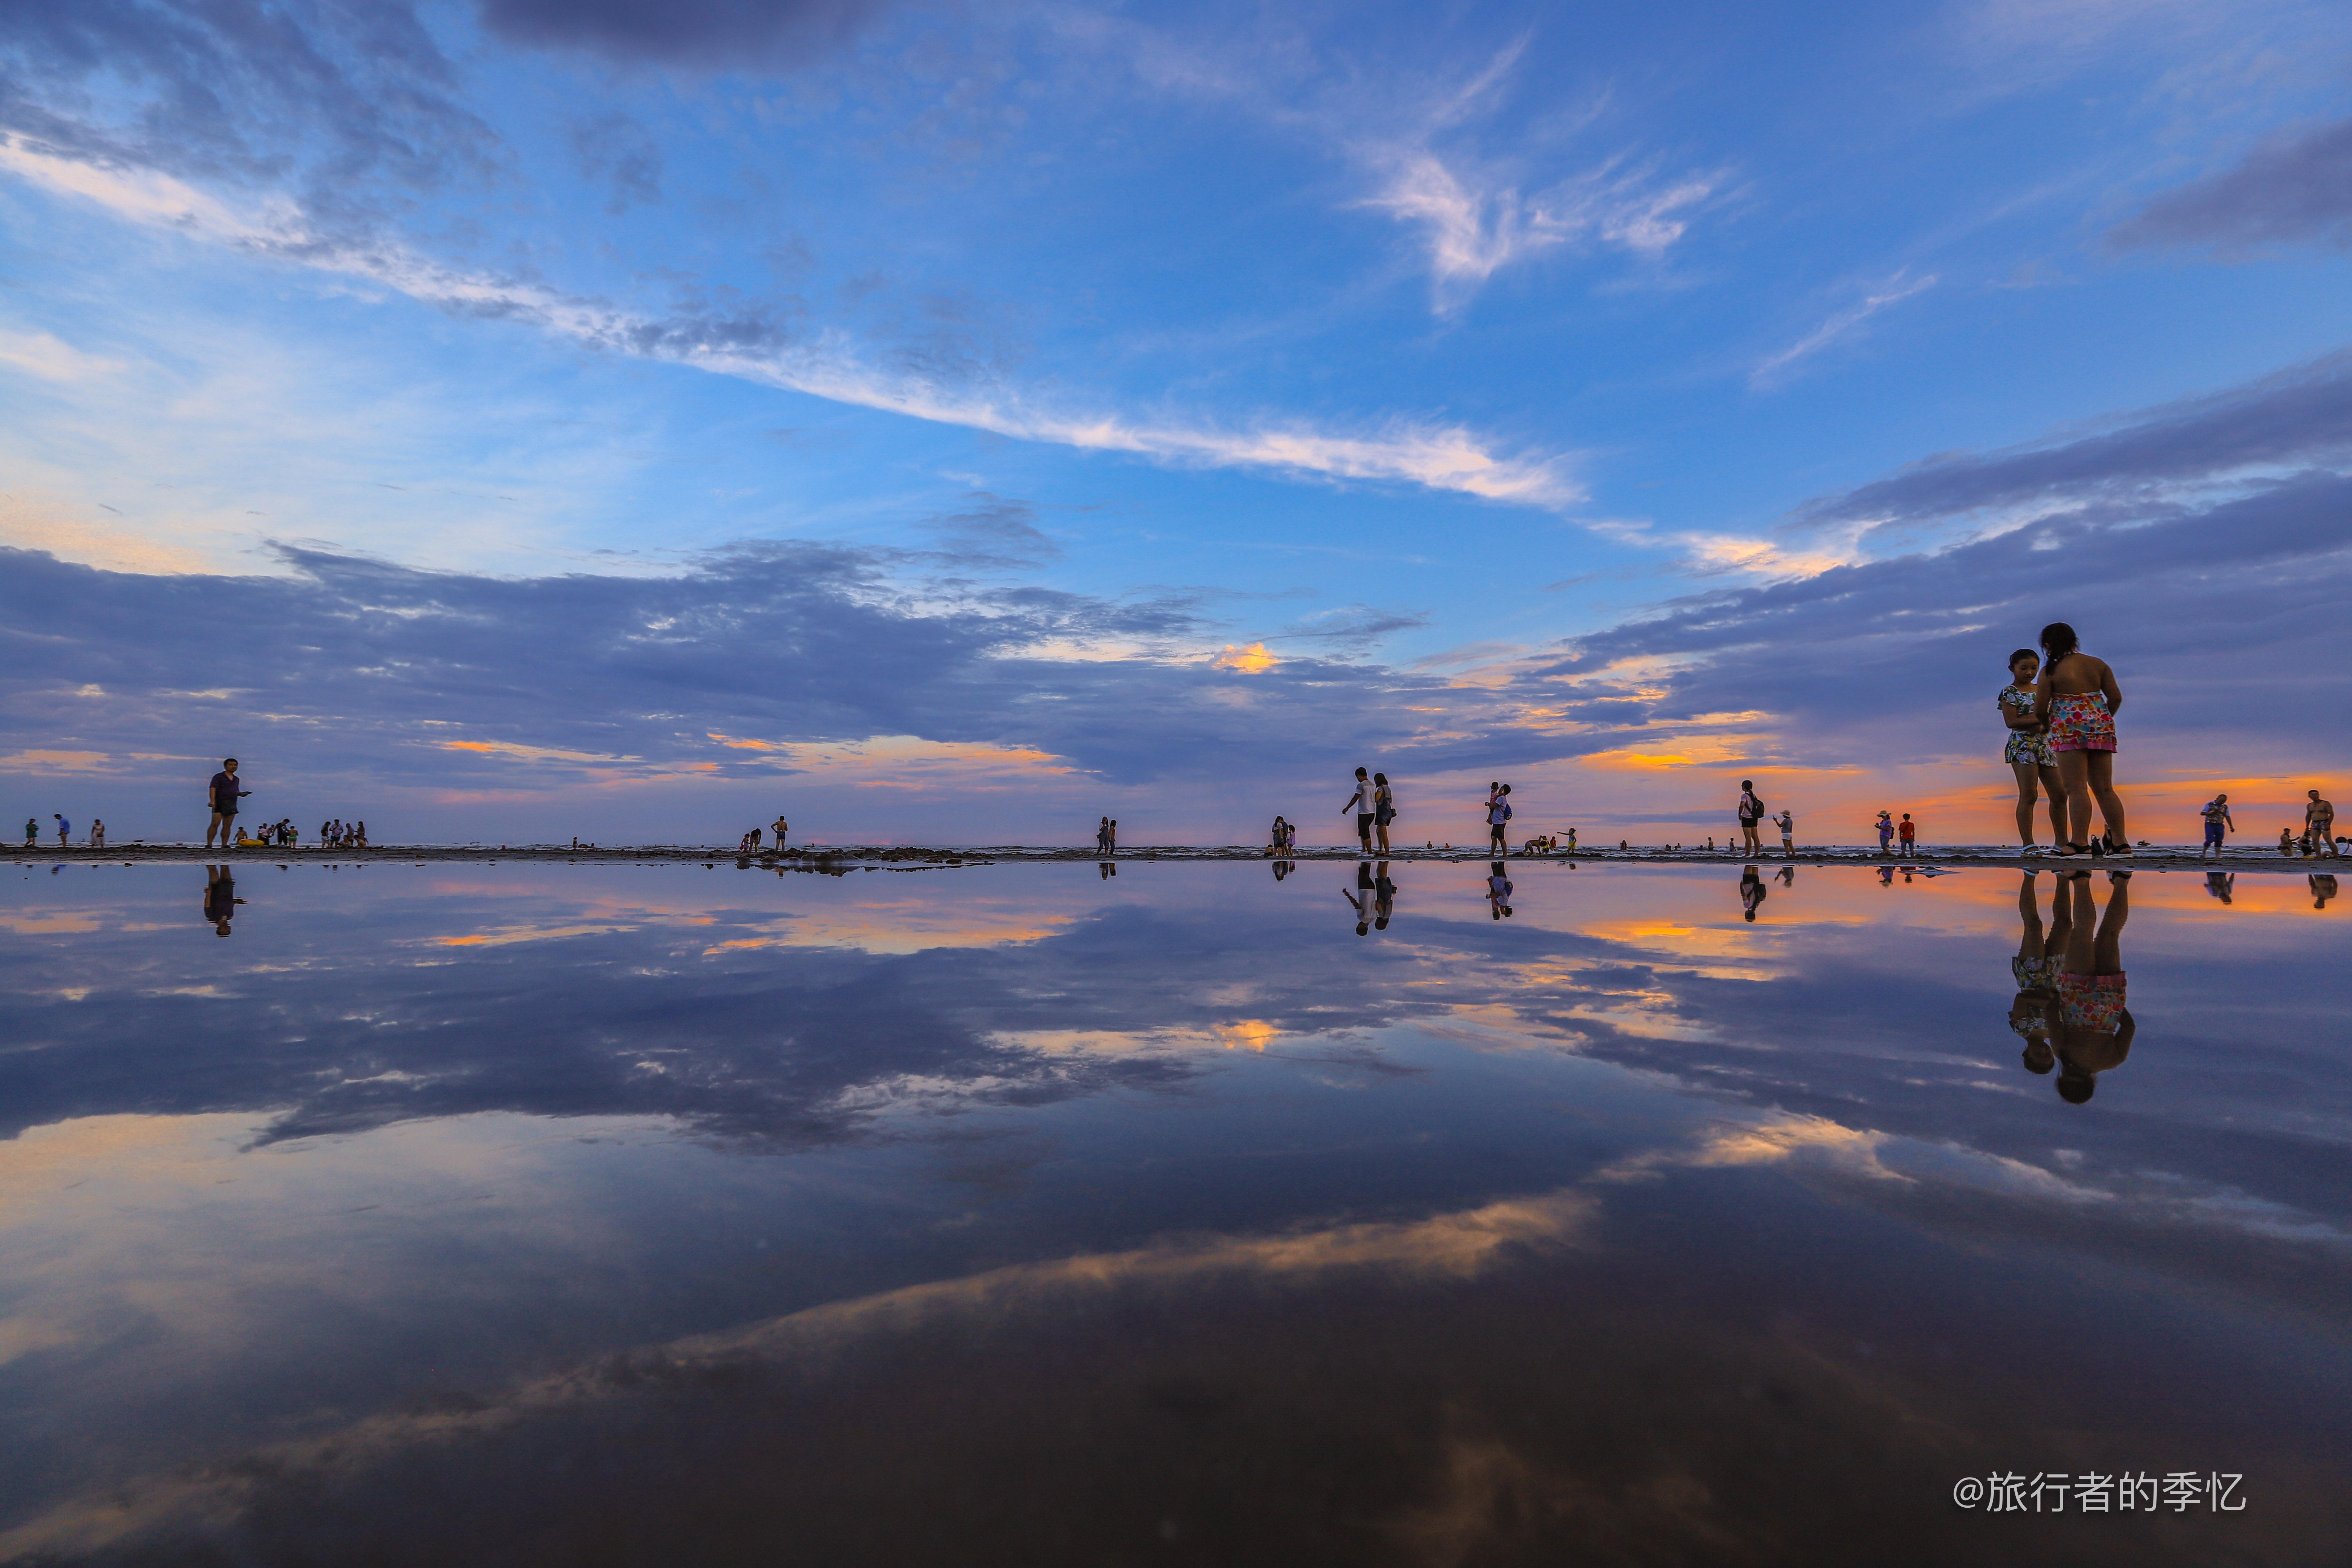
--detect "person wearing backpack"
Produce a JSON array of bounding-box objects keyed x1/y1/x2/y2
[
  {"x1": 1736, "y1": 780, "x2": 1766, "y2": 856},
  {"x1": 1487, "y1": 783, "x2": 1513, "y2": 854}
]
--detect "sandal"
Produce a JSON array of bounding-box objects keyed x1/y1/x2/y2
[{"x1": 2054, "y1": 842, "x2": 2094, "y2": 856}]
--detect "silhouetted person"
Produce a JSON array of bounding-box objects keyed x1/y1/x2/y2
[
  {"x1": 1373, "y1": 861, "x2": 1395, "y2": 929},
  {"x1": 206, "y1": 759, "x2": 248, "y2": 849},
  {"x1": 1736, "y1": 779, "x2": 1764, "y2": 855},
  {"x1": 2308, "y1": 790, "x2": 2337, "y2": 858},
  {"x1": 203, "y1": 865, "x2": 242, "y2": 937},
  {"x1": 1098, "y1": 858, "x2": 1116, "y2": 879},
  {"x1": 2053, "y1": 871, "x2": 2134, "y2": 1102}
]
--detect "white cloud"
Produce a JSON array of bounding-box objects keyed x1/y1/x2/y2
[
  {"x1": 0, "y1": 329, "x2": 123, "y2": 383},
  {"x1": 0, "y1": 136, "x2": 1573, "y2": 508},
  {"x1": 1750, "y1": 271, "x2": 1939, "y2": 388}
]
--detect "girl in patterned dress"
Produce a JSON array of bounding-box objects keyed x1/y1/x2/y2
[
  {"x1": 2032, "y1": 622, "x2": 2128, "y2": 857},
  {"x1": 1998, "y1": 649, "x2": 2064, "y2": 850}
]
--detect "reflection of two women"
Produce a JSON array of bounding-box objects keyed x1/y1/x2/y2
[
  {"x1": 202, "y1": 865, "x2": 244, "y2": 937},
  {"x1": 2016, "y1": 870, "x2": 2134, "y2": 1102},
  {"x1": 1739, "y1": 864, "x2": 1767, "y2": 922}
]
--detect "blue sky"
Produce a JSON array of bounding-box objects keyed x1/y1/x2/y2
[{"x1": 3, "y1": 0, "x2": 2350, "y2": 845}]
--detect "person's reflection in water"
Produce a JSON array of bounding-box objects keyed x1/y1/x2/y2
[
  {"x1": 1878, "y1": 864, "x2": 1895, "y2": 886},
  {"x1": 1486, "y1": 862, "x2": 1514, "y2": 919},
  {"x1": 1373, "y1": 861, "x2": 1396, "y2": 930},
  {"x1": 1270, "y1": 856, "x2": 1292, "y2": 882},
  {"x1": 2053, "y1": 871, "x2": 2134, "y2": 1104},
  {"x1": 2204, "y1": 870, "x2": 2235, "y2": 905},
  {"x1": 1098, "y1": 859, "x2": 1116, "y2": 880},
  {"x1": 1343, "y1": 861, "x2": 1375, "y2": 934},
  {"x1": 1739, "y1": 864, "x2": 1767, "y2": 922},
  {"x1": 2312, "y1": 874, "x2": 2338, "y2": 910},
  {"x1": 202, "y1": 865, "x2": 243, "y2": 937},
  {"x1": 1776, "y1": 863, "x2": 1796, "y2": 888},
  {"x1": 2009, "y1": 871, "x2": 2065, "y2": 1078}
]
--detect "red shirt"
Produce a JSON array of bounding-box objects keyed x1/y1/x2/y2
[{"x1": 1899, "y1": 820, "x2": 1916, "y2": 839}]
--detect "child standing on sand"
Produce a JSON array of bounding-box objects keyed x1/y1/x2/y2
[
  {"x1": 1775, "y1": 810, "x2": 1794, "y2": 856},
  {"x1": 1898, "y1": 813, "x2": 1917, "y2": 853}
]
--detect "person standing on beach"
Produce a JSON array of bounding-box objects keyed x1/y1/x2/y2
[
  {"x1": 54, "y1": 814, "x2": 70, "y2": 847},
  {"x1": 1108, "y1": 819, "x2": 1118, "y2": 853},
  {"x1": 2032, "y1": 622, "x2": 2127, "y2": 856},
  {"x1": 2200, "y1": 795, "x2": 2235, "y2": 859},
  {"x1": 1876, "y1": 812, "x2": 1895, "y2": 855},
  {"x1": 204, "y1": 760, "x2": 248, "y2": 850},
  {"x1": 90, "y1": 818, "x2": 105, "y2": 848},
  {"x1": 1775, "y1": 809, "x2": 1794, "y2": 857},
  {"x1": 2306, "y1": 790, "x2": 2336, "y2": 858},
  {"x1": 1999, "y1": 648, "x2": 2064, "y2": 850},
  {"x1": 1096, "y1": 816, "x2": 1111, "y2": 854},
  {"x1": 22, "y1": 817, "x2": 35, "y2": 847},
  {"x1": 1898, "y1": 813, "x2": 1917, "y2": 854},
  {"x1": 772, "y1": 815, "x2": 788, "y2": 848},
  {"x1": 1486, "y1": 784, "x2": 1512, "y2": 854},
  {"x1": 1373, "y1": 772, "x2": 1396, "y2": 855},
  {"x1": 1344, "y1": 769, "x2": 1376, "y2": 854},
  {"x1": 1736, "y1": 781, "x2": 1765, "y2": 856}
]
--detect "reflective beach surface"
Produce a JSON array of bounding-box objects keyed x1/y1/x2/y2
[{"x1": 2, "y1": 858, "x2": 2346, "y2": 1566}]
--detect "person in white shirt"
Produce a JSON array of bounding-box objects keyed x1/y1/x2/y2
[
  {"x1": 1342, "y1": 769, "x2": 1375, "y2": 853},
  {"x1": 1486, "y1": 785, "x2": 1512, "y2": 854}
]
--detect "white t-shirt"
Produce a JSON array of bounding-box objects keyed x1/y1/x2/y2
[
  {"x1": 1487, "y1": 799, "x2": 1509, "y2": 825},
  {"x1": 1351, "y1": 777, "x2": 1372, "y2": 813}
]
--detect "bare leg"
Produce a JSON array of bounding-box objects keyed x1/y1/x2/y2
[
  {"x1": 2061, "y1": 874, "x2": 2096, "y2": 974},
  {"x1": 2039, "y1": 764, "x2": 2064, "y2": 844},
  {"x1": 2094, "y1": 873, "x2": 2128, "y2": 975},
  {"x1": 2017, "y1": 872, "x2": 2043, "y2": 958},
  {"x1": 2085, "y1": 752, "x2": 2125, "y2": 844},
  {"x1": 2011, "y1": 761, "x2": 2042, "y2": 844},
  {"x1": 2056, "y1": 751, "x2": 2093, "y2": 846}
]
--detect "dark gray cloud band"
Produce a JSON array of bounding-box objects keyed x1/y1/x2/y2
[{"x1": 2113, "y1": 116, "x2": 2352, "y2": 253}]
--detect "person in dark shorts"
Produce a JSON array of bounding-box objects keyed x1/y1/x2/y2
[
  {"x1": 206, "y1": 758, "x2": 248, "y2": 848},
  {"x1": 203, "y1": 865, "x2": 242, "y2": 936},
  {"x1": 21, "y1": 817, "x2": 34, "y2": 847},
  {"x1": 1486, "y1": 784, "x2": 1512, "y2": 853},
  {"x1": 1343, "y1": 768, "x2": 1375, "y2": 853}
]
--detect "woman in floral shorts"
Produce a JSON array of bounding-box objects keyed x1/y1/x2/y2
[
  {"x1": 1998, "y1": 648, "x2": 2063, "y2": 850},
  {"x1": 2033, "y1": 622, "x2": 2128, "y2": 856}
]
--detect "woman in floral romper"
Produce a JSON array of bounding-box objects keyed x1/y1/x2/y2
[{"x1": 1998, "y1": 648, "x2": 2063, "y2": 850}]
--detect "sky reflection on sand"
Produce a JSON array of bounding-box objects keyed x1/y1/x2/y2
[{"x1": 1, "y1": 859, "x2": 2346, "y2": 1565}]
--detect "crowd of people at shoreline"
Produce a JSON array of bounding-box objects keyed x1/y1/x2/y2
[{"x1": 9, "y1": 628, "x2": 2342, "y2": 861}]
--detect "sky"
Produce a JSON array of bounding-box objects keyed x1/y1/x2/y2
[{"x1": 2, "y1": 0, "x2": 2349, "y2": 847}]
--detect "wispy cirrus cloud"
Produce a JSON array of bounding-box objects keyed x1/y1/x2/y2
[
  {"x1": 0, "y1": 135, "x2": 1571, "y2": 506},
  {"x1": 1749, "y1": 271, "x2": 1938, "y2": 389},
  {"x1": 1350, "y1": 43, "x2": 1723, "y2": 314}
]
